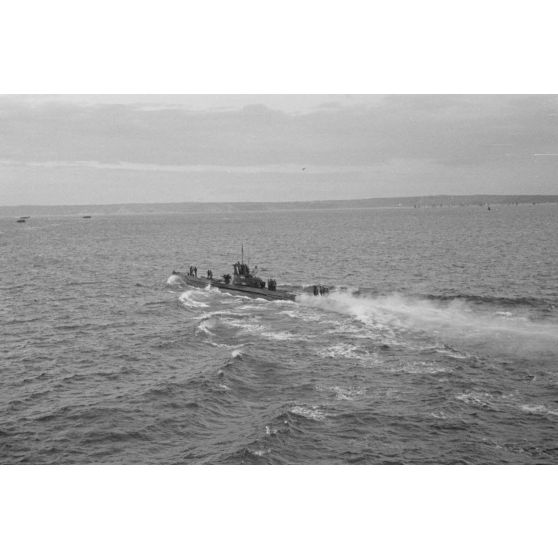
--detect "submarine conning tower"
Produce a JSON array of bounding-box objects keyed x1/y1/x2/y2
[{"x1": 232, "y1": 261, "x2": 265, "y2": 288}]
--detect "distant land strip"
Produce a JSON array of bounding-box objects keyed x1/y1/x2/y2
[{"x1": 1, "y1": 195, "x2": 558, "y2": 217}]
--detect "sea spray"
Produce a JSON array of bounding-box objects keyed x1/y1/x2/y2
[
  {"x1": 166, "y1": 274, "x2": 184, "y2": 287},
  {"x1": 299, "y1": 291, "x2": 558, "y2": 356}
]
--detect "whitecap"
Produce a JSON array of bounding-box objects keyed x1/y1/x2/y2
[
  {"x1": 290, "y1": 405, "x2": 326, "y2": 421},
  {"x1": 455, "y1": 392, "x2": 494, "y2": 408},
  {"x1": 166, "y1": 274, "x2": 184, "y2": 286},
  {"x1": 278, "y1": 310, "x2": 298, "y2": 318},
  {"x1": 315, "y1": 384, "x2": 366, "y2": 400},
  {"x1": 520, "y1": 404, "x2": 558, "y2": 417},
  {"x1": 317, "y1": 343, "x2": 380, "y2": 365},
  {"x1": 260, "y1": 330, "x2": 296, "y2": 341},
  {"x1": 403, "y1": 361, "x2": 448, "y2": 375},
  {"x1": 179, "y1": 290, "x2": 209, "y2": 309},
  {"x1": 220, "y1": 318, "x2": 265, "y2": 336},
  {"x1": 433, "y1": 347, "x2": 469, "y2": 360},
  {"x1": 250, "y1": 448, "x2": 271, "y2": 457},
  {"x1": 196, "y1": 318, "x2": 216, "y2": 336},
  {"x1": 430, "y1": 411, "x2": 449, "y2": 419},
  {"x1": 219, "y1": 317, "x2": 295, "y2": 342}
]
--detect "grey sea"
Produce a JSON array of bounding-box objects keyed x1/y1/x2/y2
[{"x1": 1, "y1": 203, "x2": 558, "y2": 464}]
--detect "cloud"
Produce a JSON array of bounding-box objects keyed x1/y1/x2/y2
[
  {"x1": 0, "y1": 158, "x2": 377, "y2": 175},
  {"x1": 1, "y1": 95, "x2": 557, "y2": 204},
  {"x1": 0, "y1": 95, "x2": 555, "y2": 168}
]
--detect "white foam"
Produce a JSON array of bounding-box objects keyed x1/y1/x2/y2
[
  {"x1": 455, "y1": 392, "x2": 494, "y2": 408},
  {"x1": 315, "y1": 384, "x2": 366, "y2": 400},
  {"x1": 250, "y1": 448, "x2": 271, "y2": 457},
  {"x1": 196, "y1": 318, "x2": 217, "y2": 336},
  {"x1": 317, "y1": 343, "x2": 380, "y2": 365},
  {"x1": 166, "y1": 274, "x2": 184, "y2": 286},
  {"x1": 290, "y1": 405, "x2": 326, "y2": 421},
  {"x1": 220, "y1": 317, "x2": 265, "y2": 335},
  {"x1": 520, "y1": 404, "x2": 558, "y2": 417},
  {"x1": 403, "y1": 361, "x2": 448, "y2": 375},
  {"x1": 219, "y1": 316, "x2": 296, "y2": 342},
  {"x1": 260, "y1": 330, "x2": 296, "y2": 341},
  {"x1": 300, "y1": 291, "x2": 558, "y2": 355},
  {"x1": 238, "y1": 303, "x2": 266, "y2": 310},
  {"x1": 432, "y1": 346, "x2": 470, "y2": 360},
  {"x1": 179, "y1": 290, "x2": 209, "y2": 309},
  {"x1": 278, "y1": 310, "x2": 298, "y2": 318}
]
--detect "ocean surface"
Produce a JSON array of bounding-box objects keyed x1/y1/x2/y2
[{"x1": 1, "y1": 204, "x2": 558, "y2": 464}]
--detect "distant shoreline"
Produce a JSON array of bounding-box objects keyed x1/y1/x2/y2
[{"x1": 1, "y1": 194, "x2": 557, "y2": 217}]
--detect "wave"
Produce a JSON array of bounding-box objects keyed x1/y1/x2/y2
[
  {"x1": 166, "y1": 274, "x2": 184, "y2": 287},
  {"x1": 455, "y1": 392, "x2": 558, "y2": 419},
  {"x1": 196, "y1": 317, "x2": 217, "y2": 336},
  {"x1": 260, "y1": 330, "x2": 296, "y2": 341},
  {"x1": 455, "y1": 392, "x2": 496, "y2": 409},
  {"x1": 315, "y1": 384, "x2": 367, "y2": 401},
  {"x1": 217, "y1": 315, "x2": 297, "y2": 342},
  {"x1": 290, "y1": 405, "x2": 327, "y2": 421},
  {"x1": 178, "y1": 290, "x2": 209, "y2": 309},
  {"x1": 520, "y1": 404, "x2": 558, "y2": 417},
  {"x1": 231, "y1": 348, "x2": 243, "y2": 359},
  {"x1": 316, "y1": 343, "x2": 380, "y2": 365}
]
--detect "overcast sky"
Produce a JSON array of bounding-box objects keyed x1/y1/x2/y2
[{"x1": 1, "y1": 94, "x2": 557, "y2": 205}]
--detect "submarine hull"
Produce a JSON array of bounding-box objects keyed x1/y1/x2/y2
[{"x1": 172, "y1": 272, "x2": 296, "y2": 302}]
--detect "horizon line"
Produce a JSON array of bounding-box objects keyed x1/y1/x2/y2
[{"x1": 2, "y1": 193, "x2": 558, "y2": 209}]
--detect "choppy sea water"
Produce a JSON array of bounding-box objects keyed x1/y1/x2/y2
[{"x1": 1, "y1": 204, "x2": 558, "y2": 464}]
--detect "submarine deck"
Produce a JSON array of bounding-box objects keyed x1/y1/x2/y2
[{"x1": 172, "y1": 272, "x2": 296, "y2": 301}]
